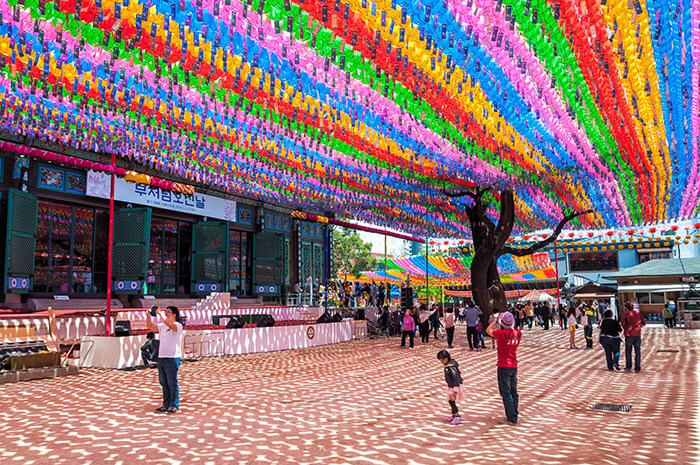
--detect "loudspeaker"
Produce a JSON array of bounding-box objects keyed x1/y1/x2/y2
[
  {"x1": 256, "y1": 314, "x2": 276, "y2": 327},
  {"x1": 331, "y1": 312, "x2": 343, "y2": 323},
  {"x1": 401, "y1": 287, "x2": 413, "y2": 309},
  {"x1": 355, "y1": 308, "x2": 365, "y2": 320},
  {"x1": 226, "y1": 316, "x2": 244, "y2": 329},
  {"x1": 317, "y1": 312, "x2": 331, "y2": 323},
  {"x1": 114, "y1": 320, "x2": 132, "y2": 337}
]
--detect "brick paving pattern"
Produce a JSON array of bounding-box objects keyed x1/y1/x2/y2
[{"x1": 1, "y1": 325, "x2": 698, "y2": 465}]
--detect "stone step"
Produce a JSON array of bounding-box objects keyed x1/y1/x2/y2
[{"x1": 0, "y1": 365, "x2": 79, "y2": 384}]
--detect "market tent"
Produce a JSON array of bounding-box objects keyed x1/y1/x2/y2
[{"x1": 519, "y1": 290, "x2": 556, "y2": 302}]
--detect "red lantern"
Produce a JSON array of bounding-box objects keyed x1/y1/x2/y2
[
  {"x1": 523, "y1": 235, "x2": 530, "y2": 240},
  {"x1": 694, "y1": 223, "x2": 700, "y2": 229},
  {"x1": 627, "y1": 230, "x2": 635, "y2": 235},
  {"x1": 588, "y1": 232, "x2": 594, "y2": 237},
  {"x1": 606, "y1": 231, "x2": 614, "y2": 236},
  {"x1": 649, "y1": 227, "x2": 657, "y2": 233},
  {"x1": 568, "y1": 232, "x2": 575, "y2": 238},
  {"x1": 671, "y1": 225, "x2": 678, "y2": 231}
]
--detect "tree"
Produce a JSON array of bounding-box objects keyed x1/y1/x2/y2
[
  {"x1": 441, "y1": 187, "x2": 591, "y2": 324},
  {"x1": 332, "y1": 227, "x2": 378, "y2": 280}
]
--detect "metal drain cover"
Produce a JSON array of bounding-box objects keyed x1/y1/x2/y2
[
  {"x1": 656, "y1": 349, "x2": 679, "y2": 353},
  {"x1": 591, "y1": 403, "x2": 632, "y2": 412}
]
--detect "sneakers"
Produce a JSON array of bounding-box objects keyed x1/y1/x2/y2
[
  {"x1": 613, "y1": 365, "x2": 621, "y2": 371},
  {"x1": 444, "y1": 416, "x2": 455, "y2": 423},
  {"x1": 450, "y1": 416, "x2": 462, "y2": 425},
  {"x1": 166, "y1": 407, "x2": 178, "y2": 414},
  {"x1": 154, "y1": 406, "x2": 168, "y2": 413},
  {"x1": 624, "y1": 368, "x2": 632, "y2": 372}
]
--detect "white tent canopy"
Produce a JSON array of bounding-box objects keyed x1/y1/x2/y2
[{"x1": 519, "y1": 289, "x2": 556, "y2": 303}]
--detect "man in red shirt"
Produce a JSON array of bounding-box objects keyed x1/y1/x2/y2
[
  {"x1": 620, "y1": 302, "x2": 646, "y2": 372},
  {"x1": 487, "y1": 311, "x2": 522, "y2": 425}
]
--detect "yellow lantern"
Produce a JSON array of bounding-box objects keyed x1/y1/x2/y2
[
  {"x1": 136, "y1": 174, "x2": 151, "y2": 185},
  {"x1": 124, "y1": 170, "x2": 139, "y2": 183}
]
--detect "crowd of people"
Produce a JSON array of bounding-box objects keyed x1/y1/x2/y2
[
  {"x1": 140, "y1": 294, "x2": 662, "y2": 423},
  {"x1": 337, "y1": 280, "x2": 388, "y2": 308},
  {"x1": 372, "y1": 296, "x2": 663, "y2": 426}
]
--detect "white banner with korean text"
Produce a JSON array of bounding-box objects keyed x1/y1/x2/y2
[{"x1": 86, "y1": 171, "x2": 236, "y2": 222}]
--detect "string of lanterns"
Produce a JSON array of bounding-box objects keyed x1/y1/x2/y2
[{"x1": 0, "y1": 0, "x2": 696, "y2": 238}]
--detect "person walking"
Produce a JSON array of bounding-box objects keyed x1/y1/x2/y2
[
  {"x1": 667, "y1": 299, "x2": 677, "y2": 327},
  {"x1": 525, "y1": 303, "x2": 534, "y2": 330},
  {"x1": 392, "y1": 307, "x2": 402, "y2": 336},
  {"x1": 370, "y1": 281, "x2": 378, "y2": 307},
  {"x1": 476, "y1": 318, "x2": 486, "y2": 349},
  {"x1": 418, "y1": 304, "x2": 432, "y2": 344},
  {"x1": 558, "y1": 305, "x2": 567, "y2": 330},
  {"x1": 463, "y1": 301, "x2": 483, "y2": 351},
  {"x1": 541, "y1": 304, "x2": 551, "y2": 330},
  {"x1": 400, "y1": 309, "x2": 416, "y2": 348},
  {"x1": 567, "y1": 307, "x2": 579, "y2": 349},
  {"x1": 444, "y1": 308, "x2": 456, "y2": 348},
  {"x1": 486, "y1": 312, "x2": 522, "y2": 425},
  {"x1": 662, "y1": 304, "x2": 674, "y2": 328},
  {"x1": 598, "y1": 310, "x2": 623, "y2": 371},
  {"x1": 438, "y1": 350, "x2": 466, "y2": 425},
  {"x1": 430, "y1": 304, "x2": 441, "y2": 340},
  {"x1": 621, "y1": 302, "x2": 646, "y2": 372},
  {"x1": 582, "y1": 306, "x2": 594, "y2": 350},
  {"x1": 146, "y1": 306, "x2": 183, "y2": 413}
]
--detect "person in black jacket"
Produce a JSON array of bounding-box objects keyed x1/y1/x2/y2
[
  {"x1": 437, "y1": 350, "x2": 465, "y2": 425},
  {"x1": 598, "y1": 310, "x2": 623, "y2": 371},
  {"x1": 140, "y1": 331, "x2": 160, "y2": 368}
]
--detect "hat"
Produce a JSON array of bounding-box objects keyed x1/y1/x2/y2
[{"x1": 499, "y1": 311, "x2": 515, "y2": 328}]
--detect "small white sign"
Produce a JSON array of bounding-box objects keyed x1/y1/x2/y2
[
  {"x1": 143, "y1": 295, "x2": 156, "y2": 300},
  {"x1": 53, "y1": 295, "x2": 70, "y2": 300}
]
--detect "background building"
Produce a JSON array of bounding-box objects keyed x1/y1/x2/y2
[{"x1": 0, "y1": 150, "x2": 329, "y2": 311}]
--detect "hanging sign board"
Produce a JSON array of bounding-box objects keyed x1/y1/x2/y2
[{"x1": 86, "y1": 171, "x2": 236, "y2": 222}]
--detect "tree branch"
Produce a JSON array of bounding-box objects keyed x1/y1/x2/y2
[
  {"x1": 494, "y1": 190, "x2": 515, "y2": 246},
  {"x1": 499, "y1": 210, "x2": 593, "y2": 257},
  {"x1": 440, "y1": 189, "x2": 475, "y2": 199},
  {"x1": 440, "y1": 186, "x2": 490, "y2": 201}
]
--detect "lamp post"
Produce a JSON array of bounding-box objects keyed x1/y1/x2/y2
[
  {"x1": 105, "y1": 151, "x2": 115, "y2": 335},
  {"x1": 554, "y1": 240, "x2": 561, "y2": 308},
  {"x1": 384, "y1": 228, "x2": 388, "y2": 307},
  {"x1": 425, "y1": 238, "x2": 430, "y2": 305}
]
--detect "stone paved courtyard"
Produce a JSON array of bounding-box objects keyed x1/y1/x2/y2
[{"x1": 1, "y1": 325, "x2": 698, "y2": 465}]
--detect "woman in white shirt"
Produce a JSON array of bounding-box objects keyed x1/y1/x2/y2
[
  {"x1": 567, "y1": 307, "x2": 579, "y2": 349},
  {"x1": 146, "y1": 306, "x2": 183, "y2": 413},
  {"x1": 444, "y1": 308, "x2": 455, "y2": 348}
]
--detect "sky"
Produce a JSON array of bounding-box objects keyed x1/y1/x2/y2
[{"x1": 358, "y1": 230, "x2": 404, "y2": 256}]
